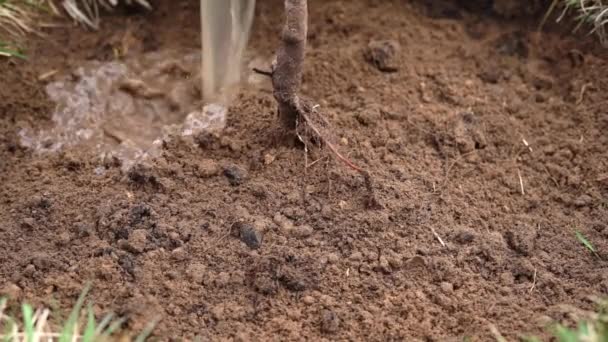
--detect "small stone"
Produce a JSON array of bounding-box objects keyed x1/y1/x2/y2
[
  {"x1": 237, "y1": 223, "x2": 263, "y2": 249},
  {"x1": 387, "y1": 255, "x2": 403, "y2": 269},
  {"x1": 264, "y1": 153, "x2": 276, "y2": 165},
  {"x1": 454, "y1": 230, "x2": 476, "y2": 244},
  {"x1": 215, "y1": 272, "x2": 231, "y2": 287},
  {"x1": 23, "y1": 264, "x2": 36, "y2": 277},
  {"x1": 320, "y1": 310, "x2": 340, "y2": 334},
  {"x1": 279, "y1": 270, "x2": 307, "y2": 292},
  {"x1": 187, "y1": 263, "x2": 206, "y2": 284},
  {"x1": 293, "y1": 225, "x2": 314, "y2": 239},
  {"x1": 56, "y1": 232, "x2": 71, "y2": 246},
  {"x1": 404, "y1": 256, "x2": 426, "y2": 270},
  {"x1": 283, "y1": 207, "x2": 306, "y2": 220},
  {"x1": 320, "y1": 205, "x2": 333, "y2": 219},
  {"x1": 440, "y1": 282, "x2": 454, "y2": 293},
  {"x1": 350, "y1": 251, "x2": 363, "y2": 262},
  {"x1": 197, "y1": 159, "x2": 220, "y2": 178},
  {"x1": 126, "y1": 229, "x2": 148, "y2": 253},
  {"x1": 302, "y1": 295, "x2": 315, "y2": 305},
  {"x1": 127, "y1": 163, "x2": 157, "y2": 185},
  {"x1": 22, "y1": 217, "x2": 35, "y2": 228},
  {"x1": 234, "y1": 205, "x2": 250, "y2": 219},
  {"x1": 229, "y1": 140, "x2": 243, "y2": 153},
  {"x1": 338, "y1": 201, "x2": 347, "y2": 210},
  {"x1": 364, "y1": 40, "x2": 400, "y2": 72},
  {"x1": 504, "y1": 226, "x2": 536, "y2": 256},
  {"x1": 210, "y1": 305, "x2": 224, "y2": 321},
  {"x1": 378, "y1": 256, "x2": 391, "y2": 273},
  {"x1": 326, "y1": 253, "x2": 339, "y2": 264},
  {"x1": 273, "y1": 213, "x2": 294, "y2": 232},
  {"x1": 254, "y1": 276, "x2": 276, "y2": 295},
  {"x1": 171, "y1": 247, "x2": 187, "y2": 261},
  {"x1": 223, "y1": 165, "x2": 247, "y2": 186}
]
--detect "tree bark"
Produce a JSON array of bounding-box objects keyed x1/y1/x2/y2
[{"x1": 271, "y1": 0, "x2": 308, "y2": 129}]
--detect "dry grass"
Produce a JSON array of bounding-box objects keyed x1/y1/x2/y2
[
  {"x1": 545, "y1": 0, "x2": 608, "y2": 45},
  {"x1": 59, "y1": 0, "x2": 151, "y2": 30}
]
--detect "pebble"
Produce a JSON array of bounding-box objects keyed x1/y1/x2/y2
[
  {"x1": 326, "y1": 253, "x2": 340, "y2": 264},
  {"x1": 186, "y1": 263, "x2": 206, "y2": 284},
  {"x1": 23, "y1": 264, "x2": 36, "y2": 277},
  {"x1": 22, "y1": 217, "x2": 35, "y2": 228},
  {"x1": 378, "y1": 256, "x2": 391, "y2": 273},
  {"x1": 273, "y1": 213, "x2": 294, "y2": 232},
  {"x1": 223, "y1": 165, "x2": 247, "y2": 186},
  {"x1": 171, "y1": 247, "x2": 188, "y2": 261},
  {"x1": 349, "y1": 251, "x2": 363, "y2": 262},
  {"x1": 301, "y1": 295, "x2": 315, "y2": 305},
  {"x1": 404, "y1": 256, "x2": 426, "y2": 270},
  {"x1": 454, "y1": 230, "x2": 476, "y2": 244},
  {"x1": 264, "y1": 153, "x2": 276, "y2": 165},
  {"x1": 126, "y1": 229, "x2": 148, "y2": 253},
  {"x1": 237, "y1": 223, "x2": 263, "y2": 250},
  {"x1": 440, "y1": 282, "x2": 454, "y2": 293},
  {"x1": 320, "y1": 205, "x2": 333, "y2": 219},
  {"x1": 197, "y1": 159, "x2": 220, "y2": 178},
  {"x1": 320, "y1": 310, "x2": 340, "y2": 334},
  {"x1": 292, "y1": 225, "x2": 314, "y2": 239}
]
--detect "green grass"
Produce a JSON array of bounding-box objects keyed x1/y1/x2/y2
[
  {"x1": 501, "y1": 300, "x2": 608, "y2": 342},
  {"x1": 0, "y1": 284, "x2": 157, "y2": 341},
  {"x1": 575, "y1": 230, "x2": 600, "y2": 258},
  {"x1": 551, "y1": 300, "x2": 608, "y2": 342},
  {"x1": 0, "y1": 40, "x2": 25, "y2": 58}
]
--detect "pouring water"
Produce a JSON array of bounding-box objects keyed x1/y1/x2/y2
[{"x1": 200, "y1": 0, "x2": 256, "y2": 121}]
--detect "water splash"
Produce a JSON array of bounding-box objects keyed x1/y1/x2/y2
[{"x1": 19, "y1": 50, "x2": 226, "y2": 170}]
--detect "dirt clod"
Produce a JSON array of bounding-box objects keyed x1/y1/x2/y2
[
  {"x1": 236, "y1": 222, "x2": 263, "y2": 249},
  {"x1": 320, "y1": 310, "x2": 340, "y2": 334},
  {"x1": 125, "y1": 229, "x2": 148, "y2": 253},
  {"x1": 197, "y1": 159, "x2": 220, "y2": 178},
  {"x1": 292, "y1": 224, "x2": 314, "y2": 239},
  {"x1": 364, "y1": 40, "x2": 400, "y2": 72},
  {"x1": 223, "y1": 165, "x2": 247, "y2": 186},
  {"x1": 504, "y1": 226, "x2": 536, "y2": 256}
]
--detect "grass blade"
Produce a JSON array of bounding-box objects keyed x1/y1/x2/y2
[
  {"x1": 94, "y1": 313, "x2": 115, "y2": 336},
  {"x1": 82, "y1": 304, "x2": 96, "y2": 342},
  {"x1": 134, "y1": 318, "x2": 159, "y2": 342},
  {"x1": 59, "y1": 283, "x2": 91, "y2": 342},
  {"x1": 0, "y1": 45, "x2": 26, "y2": 59},
  {"x1": 21, "y1": 304, "x2": 34, "y2": 342},
  {"x1": 99, "y1": 317, "x2": 126, "y2": 339},
  {"x1": 575, "y1": 231, "x2": 597, "y2": 254}
]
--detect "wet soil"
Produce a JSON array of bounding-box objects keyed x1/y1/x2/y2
[{"x1": 1, "y1": 0, "x2": 607, "y2": 340}]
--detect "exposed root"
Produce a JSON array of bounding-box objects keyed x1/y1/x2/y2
[{"x1": 266, "y1": 0, "x2": 380, "y2": 208}]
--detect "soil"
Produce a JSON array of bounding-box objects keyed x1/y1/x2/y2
[{"x1": 1, "y1": 0, "x2": 608, "y2": 340}]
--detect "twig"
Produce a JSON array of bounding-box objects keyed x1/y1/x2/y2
[
  {"x1": 430, "y1": 227, "x2": 446, "y2": 247},
  {"x1": 517, "y1": 168, "x2": 525, "y2": 195},
  {"x1": 522, "y1": 138, "x2": 533, "y2": 152},
  {"x1": 252, "y1": 67, "x2": 273, "y2": 77},
  {"x1": 576, "y1": 82, "x2": 593, "y2": 105},
  {"x1": 529, "y1": 267, "x2": 537, "y2": 293}
]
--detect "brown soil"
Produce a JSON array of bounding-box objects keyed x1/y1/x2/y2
[{"x1": 1, "y1": 0, "x2": 608, "y2": 340}]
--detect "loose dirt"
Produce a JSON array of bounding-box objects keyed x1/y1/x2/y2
[{"x1": 1, "y1": 0, "x2": 607, "y2": 340}]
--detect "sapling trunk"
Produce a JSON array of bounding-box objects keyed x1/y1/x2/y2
[
  {"x1": 271, "y1": 0, "x2": 308, "y2": 129},
  {"x1": 266, "y1": 0, "x2": 380, "y2": 209}
]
